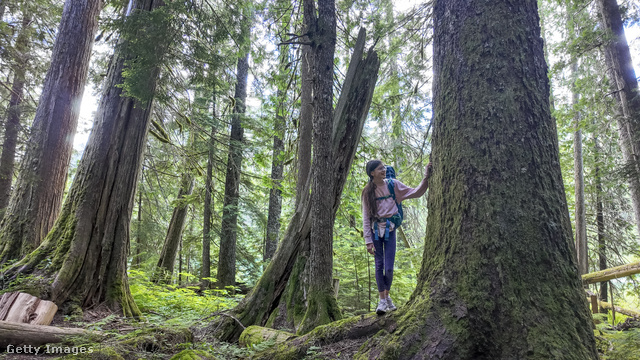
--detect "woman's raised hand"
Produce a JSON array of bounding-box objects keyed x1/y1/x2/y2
[{"x1": 424, "y1": 162, "x2": 433, "y2": 179}]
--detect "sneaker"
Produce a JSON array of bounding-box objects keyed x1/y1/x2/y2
[
  {"x1": 376, "y1": 298, "x2": 388, "y2": 315},
  {"x1": 386, "y1": 296, "x2": 397, "y2": 311}
]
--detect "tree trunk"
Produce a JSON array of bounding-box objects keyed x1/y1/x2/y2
[
  {"x1": 595, "y1": 137, "x2": 608, "y2": 303},
  {"x1": 597, "y1": 0, "x2": 640, "y2": 239},
  {"x1": 217, "y1": 39, "x2": 250, "y2": 289},
  {"x1": 202, "y1": 121, "x2": 215, "y2": 289},
  {"x1": 0, "y1": 0, "x2": 103, "y2": 262},
  {"x1": 0, "y1": 13, "x2": 32, "y2": 213},
  {"x1": 208, "y1": 28, "x2": 379, "y2": 342},
  {"x1": 298, "y1": 0, "x2": 341, "y2": 335},
  {"x1": 571, "y1": 62, "x2": 587, "y2": 276},
  {"x1": 153, "y1": 172, "x2": 194, "y2": 283},
  {"x1": 294, "y1": 11, "x2": 314, "y2": 210},
  {"x1": 0, "y1": 0, "x2": 169, "y2": 317}
]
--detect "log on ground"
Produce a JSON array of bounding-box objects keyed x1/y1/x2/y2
[{"x1": 0, "y1": 320, "x2": 102, "y2": 349}]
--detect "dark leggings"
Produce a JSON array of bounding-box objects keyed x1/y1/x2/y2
[{"x1": 372, "y1": 230, "x2": 396, "y2": 292}]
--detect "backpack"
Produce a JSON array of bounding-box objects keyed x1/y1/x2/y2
[{"x1": 373, "y1": 166, "x2": 403, "y2": 241}]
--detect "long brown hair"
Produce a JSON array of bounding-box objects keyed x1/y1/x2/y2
[{"x1": 362, "y1": 159, "x2": 383, "y2": 221}]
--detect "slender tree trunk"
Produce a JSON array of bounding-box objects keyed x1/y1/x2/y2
[
  {"x1": 0, "y1": 13, "x2": 32, "y2": 213},
  {"x1": 595, "y1": 136, "x2": 608, "y2": 303},
  {"x1": 1, "y1": 0, "x2": 169, "y2": 317},
  {"x1": 153, "y1": 172, "x2": 194, "y2": 283},
  {"x1": 208, "y1": 28, "x2": 379, "y2": 341},
  {"x1": 202, "y1": 118, "x2": 215, "y2": 289},
  {"x1": 135, "y1": 182, "x2": 143, "y2": 267},
  {"x1": 570, "y1": 52, "x2": 587, "y2": 276},
  {"x1": 298, "y1": 0, "x2": 341, "y2": 335},
  {"x1": 597, "y1": 0, "x2": 640, "y2": 239},
  {"x1": 217, "y1": 35, "x2": 250, "y2": 289},
  {"x1": 0, "y1": 0, "x2": 103, "y2": 262},
  {"x1": 265, "y1": 41, "x2": 288, "y2": 261},
  {"x1": 294, "y1": 25, "x2": 313, "y2": 209}
]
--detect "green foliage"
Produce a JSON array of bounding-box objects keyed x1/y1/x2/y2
[{"x1": 129, "y1": 269, "x2": 241, "y2": 322}]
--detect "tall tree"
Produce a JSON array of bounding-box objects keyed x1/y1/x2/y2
[
  {"x1": 202, "y1": 95, "x2": 216, "y2": 289},
  {"x1": 0, "y1": 0, "x2": 103, "y2": 262},
  {"x1": 264, "y1": 9, "x2": 291, "y2": 261},
  {"x1": 153, "y1": 171, "x2": 194, "y2": 283},
  {"x1": 1, "y1": 0, "x2": 170, "y2": 316},
  {"x1": 294, "y1": 14, "x2": 313, "y2": 210},
  {"x1": 596, "y1": 0, "x2": 640, "y2": 239},
  {"x1": 217, "y1": 21, "x2": 250, "y2": 289},
  {"x1": 0, "y1": 11, "x2": 32, "y2": 213},
  {"x1": 567, "y1": 6, "x2": 588, "y2": 276},
  {"x1": 298, "y1": 0, "x2": 341, "y2": 335}
]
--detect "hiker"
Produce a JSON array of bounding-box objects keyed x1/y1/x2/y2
[{"x1": 361, "y1": 159, "x2": 432, "y2": 314}]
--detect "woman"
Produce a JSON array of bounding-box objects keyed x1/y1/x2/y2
[{"x1": 361, "y1": 159, "x2": 431, "y2": 314}]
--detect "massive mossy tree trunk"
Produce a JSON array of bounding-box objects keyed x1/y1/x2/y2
[
  {"x1": 216, "y1": 44, "x2": 249, "y2": 289},
  {"x1": 0, "y1": 0, "x2": 169, "y2": 317},
  {"x1": 597, "y1": 0, "x2": 640, "y2": 239},
  {"x1": 0, "y1": 0, "x2": 102, "y2": 262},
  {"x1": 298, "y1": 0, "x2": 341, "y2": 335},
  {"x1": 253, "y1": 1, "x2": 598, "y2": 358},
  {"x1": 0, "y1": 12, "x2": 31, "y2": 213},
  {"x1": 209, "y1": 28, "x2": 379, "y2": 341},
  {"x1": 153, "y1": 172, "x2": 194, "y2": 283}
]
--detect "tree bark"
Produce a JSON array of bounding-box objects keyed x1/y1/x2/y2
[
  {"x1": 0, "y1": 13, "x2": 32, "y2": 213},
  {"x1": 202, "y1": 120, "x2": 215, "y2": 289},
  {"x1": 208, "y1": 28, "x2": 379, "y2": 342},
  {"x1": 595, "y1": 137, "x2": 608, "y2": 303},
  {"x1": 153, "y1": 172, "x2": 194, "y2": 283},
  {"x1": 294, "y1": 24, "x2": 313, "y2": 210},
  {"x1": 0, "y1": 0, "x2": 169, "y2": 317},
  {"x1": 298, "y1": 0, "x2": 341, "y2": 335},
  {"x1": 217, "y1": 39, "x2": 250, "y2": 289},
  {"x1": 0, "y1": 0, "x2": 103, "y2": 262},
  {"x1": 571, "y1": 62, "x2": 587, "y2": 276},
  {"x1": 597, "y1": 0, "x2": 640, "y2": 239}
]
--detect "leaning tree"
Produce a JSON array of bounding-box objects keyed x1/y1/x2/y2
[
  {"x1": 0, "y1": 0, "x2": 171, "y2": 316},
  {"x1": 249, "y1": 0, "x2": 598, "y2": 358}
]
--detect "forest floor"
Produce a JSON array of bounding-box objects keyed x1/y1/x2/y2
[{"x1": 0, "y1": 274, "x2": 639, "y2": 359}]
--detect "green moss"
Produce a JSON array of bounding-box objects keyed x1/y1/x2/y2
[
  {"x1": 55, "y1": 346, "x2": 124, "y2": 360},
  {"x1": 169, "y1": 349, "x2": 218, "y2": 360},
  {"x1": 119, "y1": 325, "x2": 193, "y2": 353}
]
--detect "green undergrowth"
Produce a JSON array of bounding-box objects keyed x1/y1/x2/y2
[{"x1": 594, "y1": 312, "x2": 640, "y2": 360}]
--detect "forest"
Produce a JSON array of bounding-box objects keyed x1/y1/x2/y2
[{"x1": 0, "y1": 0, "x2": 640, "y2": 358}]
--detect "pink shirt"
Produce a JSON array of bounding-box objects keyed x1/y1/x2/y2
[{"x1": 362, "y1": 178, "x2": 429, "y2": 244}]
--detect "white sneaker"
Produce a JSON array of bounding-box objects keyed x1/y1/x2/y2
[
  {"x1": 376, "y1": 298, "x2": 388, "y2": 315},
  {"x1": 386, "y1": 296, "x2": 397, "y2": 311}
]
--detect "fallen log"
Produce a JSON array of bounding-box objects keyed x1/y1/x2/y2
[
  {"x1": 239, "y1": 326, "x2": 297, "y2": 347},
  {"x1": 582, "y1": 260, "x2": 640, "y2": 284},
  {"x1": 593, "y1": 300, "x2": 640, "y2": 318},
  {"x1": 0, "y1": 320, "x2": 102, "y2": 349}
]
